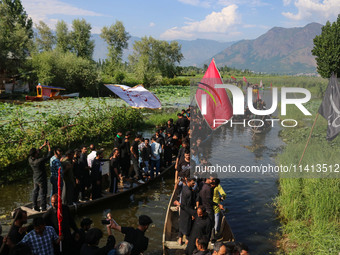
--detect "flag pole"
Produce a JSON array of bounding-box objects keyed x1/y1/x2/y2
[
  {"x1": 57, "y1": 167, "x2": 63, "y2": 253},
  {"x1": 298, "y1": 113, "x2": 319, "y2": 166}
]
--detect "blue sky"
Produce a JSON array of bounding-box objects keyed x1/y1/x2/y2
[{"x1": 21, "y1": 0, "x2": 340, "y2": 41}]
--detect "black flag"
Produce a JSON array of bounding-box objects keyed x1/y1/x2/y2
[{"x1": 318, "y1": 73, "x2": 340, "y2": 140}]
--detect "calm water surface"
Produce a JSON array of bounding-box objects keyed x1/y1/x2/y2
[{"x1": 0, "y1": 91, "x2": 286, "y2": 254}]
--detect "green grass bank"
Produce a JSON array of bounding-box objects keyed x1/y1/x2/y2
[{"x1": 275, "y1": 99, "x2": 340, "y2": 254}]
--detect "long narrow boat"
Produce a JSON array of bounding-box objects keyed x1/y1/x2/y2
[
  {"x1": 162, "y1": 188, "x2": 235, "y2": 255},
  {"x1": 13, "y1": 164, "x2": 174, "y2": 219}
]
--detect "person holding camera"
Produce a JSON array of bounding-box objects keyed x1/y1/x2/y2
[{"x1": 28, "y1": 140, "x2": 52, "y2": 212}]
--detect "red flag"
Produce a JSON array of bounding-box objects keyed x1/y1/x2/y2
[
  {"x1": 243, "y1": 76, "x2": 248, "y2": 83},
  {"x1": 270, "y1": 83, "x2": 272, "y2": 88},
  {"x1": 57, "y1": 167, "x2": 63, "y2": 251},
  {"x1": 231, "y1": 76, "x2": 236, "y2": 81},
  {"x1": 195, "y1": 59, "x2": 233, "y2": 129}
]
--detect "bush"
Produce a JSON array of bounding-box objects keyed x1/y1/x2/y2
[{"x1": 31, "y1": 50, "x2": 100, "y2": 95}]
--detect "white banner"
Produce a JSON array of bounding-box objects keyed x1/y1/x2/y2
[{"x1": 105, "y1": 84, "x2": 161, "y2": 109}]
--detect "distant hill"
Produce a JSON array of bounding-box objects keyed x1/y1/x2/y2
[
  {"x1": 92, "y1": 35, "x2": 235, "y2": 67},
  {"x1": 212, "y1": 22, "x2": 323, "y2": 74}
]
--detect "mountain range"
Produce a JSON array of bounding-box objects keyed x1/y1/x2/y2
[
  {"x1": 212, "y1": 22, "x2": 323, "y2": 74},
  {"x1": 92, "y1": 22, "x2": 322, "y2": 74},
  {"x1": 92, "y1": 36, "x2": 234, "y2": 67}
]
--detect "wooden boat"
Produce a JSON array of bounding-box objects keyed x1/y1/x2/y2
[
  {"x1": 249, "y1": 117, "x2": 272, "y2": 134},
  {"x1": 25, "y1": 84, "x2": 79, "y2": 101},
  {"x1": 162, "y1": 188, "x2": 235, "y2": 255},
  {"x1": 13, "y1": 164, "x2": 174, "y2": 219}
]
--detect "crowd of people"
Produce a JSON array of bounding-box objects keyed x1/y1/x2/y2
[
  {"x1": 26, "y1": 109, "x2": 191, "y2": 211},
  {"x1": 0, "y1": 207, "x2": 153, "y2": 255},
  {"x1": 0, "y1": 107, "x2": 251, "y2": 255}
]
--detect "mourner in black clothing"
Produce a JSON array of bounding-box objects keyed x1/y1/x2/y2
[
  {"x1": 7, "y1": 208, "x2": 28, "y2": 245},
  {"x1": 91, "y1": 151, "x2": 104, "y2": 199},
  {"x1": 176, "y1": 113, "x2": 190, "y2": 138},
  {"x1": 172, "y1": 204, "x2": 212, "y2": 255},
  {"x1": 175, "y1": 140, "x2": 189, "y2": 173},
  {"x1": 194, "y1": 236, "x2": 211, "y2": 255},
  {"x1": 164, "y1": 133, "x2": 174, "y2": 167},
  {"x1": 130, "y1": 135, "x2": 141, "y2": 179},
  {"x1": 198, "y1": 177, "x2": 224, "y2": 229},
  {"x1": 28, "y1": 140, "x2": 52, "y2": 211},
  {"x1": 79, "y1": 145, "x2": 90, "y2": 200},
  {"x1": 165, "y1": 119, "x2": 175, "y2": 136},
  {"x1": 109, "y1": 215, "x2": 153, "y2": 255},
  {"x1": 80, "y1": 228, "x2": 115, "y2": 255},
  {"x1": 110, "y1": 148, "x2": 121, "y2": 193},
  {"x1": 113, "y1": 131, "x2": 123, "y2": 150},
  {"x1": 120, "y1": 132, "x2": 131, "y2": 177},
  {"x1": 174, "y1": 178, "x2": 196, "y2": 245},
  {"x1": 175, "y1": 149, "x2": 191, "y2": 184},
  {"x1": 43, "y1": 194, "x2": 78, "y2": 255},
  {"x1": 73, "y1": 218, "x2": 93, "y2": 255},
  {"x1": 73, "y1": 149, "x2": 81, "y2": 202}
]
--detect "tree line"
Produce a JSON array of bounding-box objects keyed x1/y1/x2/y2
[
  {"x1": 0, "y1": 0, "x2": 184, "y2": 94},
  {"x1": 0, "y1": 0, "x2": 339, "y2": 95}
]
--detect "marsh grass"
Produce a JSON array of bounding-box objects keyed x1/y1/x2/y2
[{"x1": 276, "y1": 99, "x2": 340, "y2": 254}]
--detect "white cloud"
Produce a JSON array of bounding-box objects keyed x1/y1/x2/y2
[
  {"x1": 177, "y1": 0, "x2": 213, "y2": 8},
  {"x1": 149, "y1": 22, "x2": 156, "y2": 27},
  {"x1": 22, "y1": 0, "x2": 105, "y2": 29},
  {"x1": 282, "y1": 0, "x2": 340, "y2": 21},
  {"x1": 161, "y1": 4, "x2": 240, "y2": 40},
  {"x1": 283, "y1": 0, "x2": 292, "y2": 5},
  {"x1": 218, "y1": 0, "x2": 269, "y2": 7}
]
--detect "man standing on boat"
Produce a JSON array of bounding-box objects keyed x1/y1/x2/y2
[
  {"x1": 140, "y1": 138, "x2": 151, "y2": 175},
  {"x1": 173, "y1": 205, "x2": 212, "y2": 255},
  {"x1": 173, "y1": 178, "x2": 196, "y2": 245},
  {"x1": 199, "y1": 177, "x2": 224, "y2": 231},
  {"x1": 110, "y1": 148, "x2": 121, "y2": 193},
  {"x1": 87, "y1": 144, "x2": 96, "y2": 169},
  {"x1": 120, "y1": 131, "x2": 131, "y2": 178},
  {"x1": 130, "y1": 134, "x2": 142, "y2": 181},
  {"x1": 28, "y1": 140, "x2": 52, "y2": 212},
  {"x1": 62, "y1": 150, "x2": 75, "y2": 205},
  {"x1": 150, "y1": 137, "x2": 162, "y2": 178},
  {"x1": 79, "y1": 145, "x2": 90, "y2": 201},
  {"x1": 50, "y1": 148, "x2": 63, "y2": 198}
]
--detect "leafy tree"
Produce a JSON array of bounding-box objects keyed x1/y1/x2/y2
[
  {"x1": 312, "y1": 15, "x2": 340, "y2": 78},
  {"x1": 0, "y1": 0, "x2": 33, "y2": 76},
  {"x1": 55, "y1": 20, "x2": 70, "y2": 53},
  {"x1": 35, "y1": 21, "x2": 55, "y2": 52},
  {"x1": 31, "y1": 50, "x2": 99, "y2": 95},
  {"x1": 70, "y1": 19, "x2": 94, "y2": 59},
  {"x1": 100, "y1": 21, "x2": 130, "y2": 65},
  {"x1": 129, "y1": 36, "x2": 183, "y2": 85}
]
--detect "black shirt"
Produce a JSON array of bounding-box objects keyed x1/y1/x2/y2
[
  {"x1": 199, "y1": 183, "x2": 217, "y2": 212},
  {"x1": 131, "y1": 140, "x2": 139, "y2": 158},
  {"x1": 8, "y1": 225, "x2": 26, "y2": 244},
  {"x1": 110, "y1": 157, "x2": 120, "y2": 178},
  {"x1": 177, "y1": 159, "x2": 190, "y2": 178},
  {"x1": 141, "y1": 145, "x2": 151, "y2": 162},
  {"x1": 121, "y1": 227, "x2": 148, "y2": 255}
]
